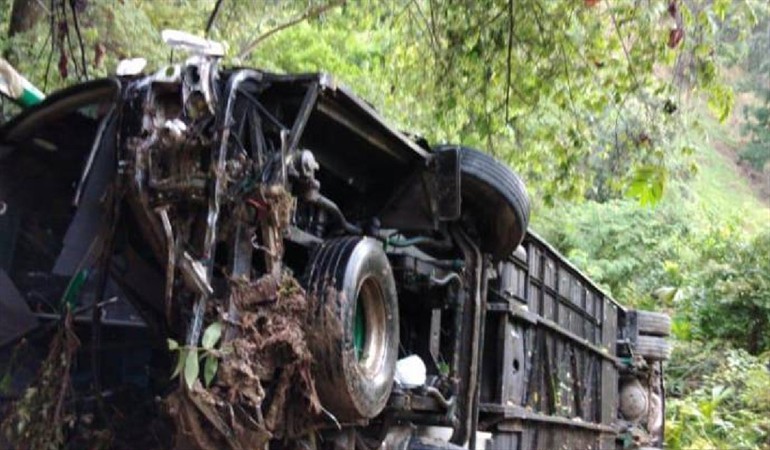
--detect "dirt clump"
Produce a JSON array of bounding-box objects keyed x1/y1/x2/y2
[{"x1": 169, "y1": 273, "x2": 323, "y2": 450}]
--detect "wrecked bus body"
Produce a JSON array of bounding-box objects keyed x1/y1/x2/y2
[{"x1": 0, "y1": 33, "x2": 670, "y2": 450}]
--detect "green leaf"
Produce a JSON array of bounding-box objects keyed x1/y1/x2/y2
[
  {"x1": 184, "y1": 348, "x2": 199, "y2": 389},
  {"x1": 0, "y1": 371, "x2": 11, "y2": 395},
  {"x1": 626, "y1": 165, "x2": 667, "y2": 206},
  {"x1": 654, "y1": 286, "x2": 679, "y2": 303},
  {"x1": 167, "y1": 338, "x2": 179, "y2": 351},
  {"x1": 671, "y1": 318, "x2": 692, "y2": 341},
  {"x1": 707, "y1": 84, "x2": 735, "y2": 123},
  {"x1": 203, "y1": 355, "x2": 218, "y2": 387},
  {"x1": 201, "y1": 322, "x2": 223, "y2": 350},
  {"x1": 171, "y1": 348, "x2": 187, "y2": 379},
  {"x1": 712, "y1": 0, "x2": 731, "y2": 21}
]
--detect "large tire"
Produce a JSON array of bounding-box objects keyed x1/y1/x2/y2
[
  {"x1": 636, "y1": 311, "x2": 671, "y2": 337},
  {"x1": 634, "y1": 335, "x2": 671, "y2": 361},
  {"x1": 304, "y1": 237, "x2": 399, "y2": 421},
  {"x1": 435, "y1": 146, "x2": 530, "y2": 262}
]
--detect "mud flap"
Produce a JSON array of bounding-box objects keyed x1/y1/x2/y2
[{"x1": 433, "y1": 148, "x2": 461, "y2": 221}]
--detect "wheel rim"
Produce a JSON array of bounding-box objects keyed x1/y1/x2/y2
[
  {"x1": 355, "y1": 276, "x2": 387, "y2": 378},
  {"x1": 354, "y1": 295, "x2": 366, "y2": 361}
]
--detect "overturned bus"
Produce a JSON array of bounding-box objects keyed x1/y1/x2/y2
[{"x1": 0, "y1": 32, "x2": 670, "y2": 450}]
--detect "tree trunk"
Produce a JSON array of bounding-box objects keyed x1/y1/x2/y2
[{"x1": 8, "y1": 0, "x2": 45, "y2": 38}]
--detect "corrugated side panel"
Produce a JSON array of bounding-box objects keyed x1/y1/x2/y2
[{"x1": 480, "y1": 233, "x2": 619, "y2": 450}]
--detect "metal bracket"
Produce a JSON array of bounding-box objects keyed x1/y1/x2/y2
[{"x1": 433, "y1": 147, "x2": 461, "y2": 221}]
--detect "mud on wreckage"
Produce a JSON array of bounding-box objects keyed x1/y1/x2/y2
[{"x1": 0, "y1": 32, "x2": 671, "y2": 450}]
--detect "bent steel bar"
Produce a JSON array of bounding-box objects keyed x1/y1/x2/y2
[
  {"x1": 286, "y1": 81, "x2": 319, "y2": 156},
  {"x1": 186, "y1": 69, "x2": 261, "y2": 349}
]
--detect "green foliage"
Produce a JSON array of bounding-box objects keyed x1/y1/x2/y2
[
  {"x1": 666, "y1": 342, "x2": 770, "y2": 449},
  {"x1": 0, "y1": 0, "x2": 755, "y2": 204},
  {"x1": 168, "y1": 321, "x2": 224, "y2": 389},
  {"x1": 184, "y1": 347, "x2": 200, "y2": 390},
  {"x1": 532, "y1": 196, "x2": 696, "y2": 308},
  {"x1": 734, "y1": 6, "x2": 770, "y2": 172},
  {"x1": 201, "y1": 321, "x2": 222, "y2": 387},
  {"x1": 0, "y1": 2, "x2": 766, "y2": 445},
  {"x1": 740, "y1": 87, "x2": 770, "y2": 171},
  {"x1": 535, "y1": 184, "x2": 770, "y2": 444},
  {"x1": 685, "y1": 116, "x2": 770, "y2": 233},
  {"x1": 626, "y1": 165, "x2": 667, "y2": 206},
  {"x1": 535, "y1": 191, "x2": 770, "y2": 353},
  {"x1": 370, "y1": 0, "x2": 690, "y2": 202},
  {"x1": 696, "y1": 230, "x2": 770, "y2": 354},
  {"x1": 706, "y1": 83, "x2": 735, "y2": 122}
]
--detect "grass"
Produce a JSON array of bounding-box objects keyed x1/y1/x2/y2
[{"x1": 684, "y1": 111, "x2": 770, "y2": 234}]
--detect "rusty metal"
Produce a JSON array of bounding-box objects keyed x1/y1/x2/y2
[
  {"x1": 0, "y1": 35, "x2": 671, "y2": 449},
  {"x1": 477, "y1": 232, "x2": 628, "y2": 449},
  {"x1": 493, "y1": 420, "x2": 609, "y2": 450},
  {"x1": 449, "y1": 226, "x2": 484, "y2": 447},
  {"x1": 429, "y1": 308, "x2": 441, "y2": 367},
  {"x1": 425, "y1": 386, "x2": 455, "y2": 410},
  {"x1": 286, "y1": 82, "x2": 319, "y2": 155},
  {"x1": 492, "y1": 405, "x2": 618, "y2": 433},
  {"x1": 223, "y1": 217, "x2": 254, "y2": 343},
  {"x1": 179, "y1": 251, "x2": 213, "y2": 297},
  {"x1": 188, "y1": 69, "x2": 260, "y2": 350},
  {"x1": 305, "y1": 193, "x2": 361, "y2": 235},
  {"x1": 155, "y1": 206, "x2": 175, "y2": 320}
]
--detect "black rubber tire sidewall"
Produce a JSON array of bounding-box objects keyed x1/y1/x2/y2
[
  {"x1": 340, "y1": 238, "x2": 399, "y2": 419},
  {"x1": 435, "y1": 145, "x2": 531, "y2": 261},
  {"x1": 636, "y1": 311, "x2": 672, "y2": 337},
  {"x1": 304, "y1": 237, "x2": 399, "y2": 421},
  {"x1": 635, "y1": 335, "x2": 671, "y2": 361}
]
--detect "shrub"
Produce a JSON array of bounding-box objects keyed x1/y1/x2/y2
[
  {"x1": 666, "y1": 341, "x2": 770, "y2": 449},
  {"x1": 695, "y1": 231, "x2": 770, "y2": 355}
]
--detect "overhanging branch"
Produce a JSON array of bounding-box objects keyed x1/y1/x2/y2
[{"x1": 237, "y1": 0, "x2": 346, "y2": 60}]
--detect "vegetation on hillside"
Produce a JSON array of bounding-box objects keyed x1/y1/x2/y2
[
  {"x1": 739, "y1": 12, "x2": 770, "y2": 173},
  {"x1": 0, "y1": 0, "x2": 768, "y2": 448}
]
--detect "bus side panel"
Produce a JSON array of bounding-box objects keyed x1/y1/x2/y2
[{"x1": 480, "y1": 234, "x2": 620, "y2": 449}]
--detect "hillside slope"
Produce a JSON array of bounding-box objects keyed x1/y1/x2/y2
[{"x1": 691, "y1": 113, "x2": 770, "y2": 233}]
